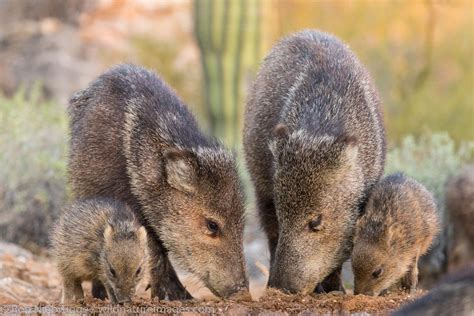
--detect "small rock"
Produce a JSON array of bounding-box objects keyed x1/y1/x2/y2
[{"x1": 0, "y1": 242, "x2": 33, "y2": 259}]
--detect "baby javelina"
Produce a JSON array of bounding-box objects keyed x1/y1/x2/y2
[
  {"x1": 352, "y1": 173, "x2": 439, "y2": 296},
  {"x1": 51, "y1": 198, "x2": 148, "y2": 304}
]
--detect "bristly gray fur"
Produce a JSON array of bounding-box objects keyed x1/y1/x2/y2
[
  {"x1": 243, "y1": 30, "x2": 386, "y2": 294},
  {"x1": 352, "y1": 174, "x2": 440, "y2": 295},
  {"x1": 50, "y1": 198, "x2": 148, "y2": 304},
  {"x1": 68, "y1": 64, "x2": 248, "y2": 299}
]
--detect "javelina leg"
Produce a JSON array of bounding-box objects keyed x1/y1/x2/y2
[
  {"x1": 148, "y1": 234, "x2": 192, "y2": 300},
  {"x1": 257, "y1": 196, "x2": 279, "y2": 268},
  {"x1": 402, "y1": 253, "x2": 419, "y2": 293},
  {"x1": 104, "y1": 282, "x2": 118, "y2": 304},
  {"x1": 92, "y1": 279, "x2": 108, "y2": 300},
  {"x1": 315, "y1": 266, "x2": 346, "y2": 293},
  {"x1": 62, "y1": 278, "x2": 84, "y2": 304}
]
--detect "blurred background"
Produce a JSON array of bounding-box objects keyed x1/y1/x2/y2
[{"x1": 0, "y1": 0, "x2": 472, "y2": 296}]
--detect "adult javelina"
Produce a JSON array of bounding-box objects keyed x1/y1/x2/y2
[
  {"x1": 68, "y1": 64, "x2": 248, "y2": 299},
  {"x1": 243, "y1": 30, "x2": 386, "y2": 294}
]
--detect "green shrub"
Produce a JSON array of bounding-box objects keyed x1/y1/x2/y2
[
  {"x1": 386, "y1": 133, "x2": 474, "y2": 211},
  {"x1": 0, "y1": 85, "x2": 68, "y2": 250}
]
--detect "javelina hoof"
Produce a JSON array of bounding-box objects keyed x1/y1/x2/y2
[
  {"x1": 117, "y1": 297, "x2": 132, "y2": 305},
  {"x1": 151, "y1": 282, "x2": 192, "y2": 301},
  {"x1": 150, "y1": 250, "x2": 193, "y2": 300},
  {"x1": 92, "y1": 279, "x2": 107, "y2": 300},
  {"x1": 401, "y1": 284, "x2": 418, "y2": 295},
  {"x1": 314, "y1": 284, "x2": 325, "y2": 294},
  {"x1": 228, "y1": 288, "x2": 252, "y2": 301},
  {"x1": 315, "y1": 269, "x2": 346, "y2": 294}
]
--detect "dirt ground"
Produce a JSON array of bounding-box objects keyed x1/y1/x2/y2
[{"x1": 0, "y1": 242, "x2": 421, "y2": 314}]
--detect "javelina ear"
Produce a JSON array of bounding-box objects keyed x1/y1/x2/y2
[
  {"x1": 104, "y1": 223, "x2": 114, "y2": 246},
  {"x1": 164, "y1": 149, "x2": 197, "y2": 194},
  {"x1": 339, "y1": 134, "x2": 358, "y2": 164},
  {"x1": 137, "y1": 226, "x2": 147, "y2": 247},
  {"x1": 386, "y1": 224, "x2": 401, "y2": 249},
  {"x1": 270, "y1": 123, "x2": 289, "y2": 157},
  {"x1": 274, "y1": 123, "x2": 289, "y2": 139}
]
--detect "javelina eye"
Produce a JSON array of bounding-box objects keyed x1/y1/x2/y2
[
  {"x1": 372, "y1": 267, "x2": 383, "y2": 279},
  {"x1": 206, "y1": 219, "x2": 219, "y2": 237},
  {"x1": 109, "y1": 267, "x2": 116, "y2": 277},
  {"x1": 308, "y1": 215, "x2": 322, "y2": 232},
  {"x1": 136, "y1": 267, "x2": 141, "y2": 277}
]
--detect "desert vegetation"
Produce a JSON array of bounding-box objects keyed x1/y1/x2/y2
[{"x1": 0, "y1": 0, "x2": 472, "y2": 314}]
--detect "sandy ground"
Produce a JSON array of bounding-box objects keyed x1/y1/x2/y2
[{"x1": 0, "y1": 242, "x2": 421, "y2": 314}]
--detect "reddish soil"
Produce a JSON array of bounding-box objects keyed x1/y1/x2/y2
[{"x1": 0, "y1": 244, "x2": 421, "y2": 314}]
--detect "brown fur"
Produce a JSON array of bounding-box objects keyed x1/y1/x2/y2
[
  {"x1": 352, "y1": 173, "x2": 440, "y2": 295},
  {"x1": 68, "y1": 64, "x2": 248, "y2": 299},
  {"x1": 445, "y1": 165, "x2": 474, "y2": 271},
  {"x1": 51, "y1": 198, "x2": 148, "y2": 304},
  {"x1": 243, "y1": 30, "x2": 386, "y2": 294}
]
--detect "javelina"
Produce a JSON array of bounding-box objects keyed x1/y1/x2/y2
[
  {"x1": 51, "y1": 198, "x2": 148, "y2": 304},
  {"x1": 68, "y1": 64, "x2": 248, "y2": 299},
  {"x1": 243, "y1": 30, "x2": 386, "y2": 293},
  {"x1": 352, "y1": 173, "x2": 440, "y2": 296},
  {"x1": 392, "y1": 263, "x2": 474, "y2": 316},
  {"x1": 445, "y1": 165, "x2": 474, "y2": 271}
]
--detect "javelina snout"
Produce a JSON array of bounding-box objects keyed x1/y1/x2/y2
[
  {"x1": 267, "y1": 233, "x2": 327, "y2": 294},
  {"x1": 205, "y1": 270, "x2": 249, "y2": 298},
  {"x1": 186, "y1": 230, "x2": 249, "y2": 298},
  {"x1": 207, "y1": 258, "x2": 249, "y2": 298},
  {"x1": 106, "y1": 280, "x2": 136, "y2": 304},
  {"x1": 106, "y1": 288, "x2": 131, "y2": 304},
  {"x1": 353, "y1": 274, "x2": 382, "y2": 296},
  {"x1": 267, "y1": 236, "x2": 309, "y2": 293},
  {"x1": 268, "y1": 266, "x2": 309, "y2": 294}
]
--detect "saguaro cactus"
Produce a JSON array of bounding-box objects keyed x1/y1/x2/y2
[{"x1": 194, "y1": 0, "x2": 261, "y2": 147}]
